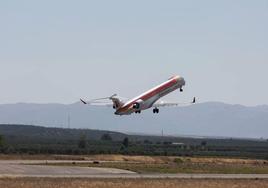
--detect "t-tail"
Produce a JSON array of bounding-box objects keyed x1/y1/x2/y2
[{"x1": 110, "y1": 94, "x2": 124, "y2": 109}]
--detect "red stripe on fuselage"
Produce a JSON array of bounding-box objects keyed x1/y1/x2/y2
[
  {"x1": 140, "y1": 79, "x2": 177, "y2": 101},
  {"x1": 116, "y1": 78, "x2": 178, "y2": 113}
]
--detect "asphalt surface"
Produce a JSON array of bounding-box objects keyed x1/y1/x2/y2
[
  {"x1": 1, "y1": 160, "x2": 268, "y2": 179},
  {"x1": 0, "y1": 160, "x2": 135, "y2": 178}
]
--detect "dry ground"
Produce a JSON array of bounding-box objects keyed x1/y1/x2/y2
[
  {"x1": 2, "y1": 154, "x2": 268, "y2": 174},
  {"x1": 24, "y1": 154, "x2": 268, "y2": 174},
  {"x1": 0, "y1": 178, "x2": 268, "y2": 188},
  {"x1": 0, "y1": 154, "x2": 267, "y2": 165}
]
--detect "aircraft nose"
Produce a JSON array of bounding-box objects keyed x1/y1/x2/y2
[{"x1": 176, "y1": 76, "x2": 186, "y2": 86}]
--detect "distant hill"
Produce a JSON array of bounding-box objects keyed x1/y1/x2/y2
[
  {"x1": 0, "y1": 102, "x2": 267, "y2": 138},
  {"x1": 0, "y1": 124, "x2": 267, "y2": 147},
  {"x1": 0, "y1": 124, "x2": 268, "y2": 159},
  {"x1": 0, "y1": 124, "x2": 127, "y2": 142}
]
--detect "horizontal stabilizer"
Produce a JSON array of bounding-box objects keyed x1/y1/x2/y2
[{"x1": 80, "y1": 99, "x2": 87, "y2": 105}]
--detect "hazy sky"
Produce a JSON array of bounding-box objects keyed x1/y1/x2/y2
[{"x1": 0, "y1": 0, "x2": 267, "y2": 106}]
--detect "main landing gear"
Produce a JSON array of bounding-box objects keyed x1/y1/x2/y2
[
  {"x1": 180, "y1": 87, "x2": 183, "y2": 92},
  {"x1": 153, "y1": 108, "x2": 159, "y2": 114},
  {"x1": 135, "y1": 110, "x2": 141, "y2": 114}
]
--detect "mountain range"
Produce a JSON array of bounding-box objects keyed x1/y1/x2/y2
[{"x1": 0, "y1": 102, "x2": 267, "y2": 139}]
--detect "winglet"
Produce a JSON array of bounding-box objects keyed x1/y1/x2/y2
[
  {"x1": 80, "y1": 99, "x2": 87, "y2": 105},
  {"x1": 192, "y1": 97, "x2": 196, "y2": 104}
]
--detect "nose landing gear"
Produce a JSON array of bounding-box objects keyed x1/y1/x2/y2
[{"x1": 153, "y1": 108, "x2": 159, "y2": 114}]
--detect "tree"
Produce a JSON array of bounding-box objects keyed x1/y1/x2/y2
[
  {"x1": 201, "y1": 140, "x2": 207, "y2": 151},
  {"x1": 122, "y1": 137, "x2": 129, "y2": 148},
  {"x1": 201, "y1": 141, "x2": 207, "y2": 146},
  {"x1": 0, "y1": 135, "x2": 3, "y2": 147},
  {"x1": 78, "y1": 134, "x2": 87, "y2": 149},
  {"x1": 144, "y1": 139, "x2": 152, "y2": 144},
  {"x1": 101, "y1": 134, "x2": 112, "y2": 141}
]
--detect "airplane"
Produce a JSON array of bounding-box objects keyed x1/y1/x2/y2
[{"x1": 80, "y1": 75, "x2": 195, "y2": 115}]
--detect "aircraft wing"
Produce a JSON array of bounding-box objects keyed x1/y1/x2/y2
[
  {"x1": 80, "y1": 99, "x2": 113, "y2": 107},
  {"x1": 153, "y1": 97, "x2": 196, "y2": 107},
  {"x1": 80, "y1": 94, "x2": 128, "y2": 107}
]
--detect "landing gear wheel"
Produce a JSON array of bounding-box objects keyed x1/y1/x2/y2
[
  {"x1": 135, "y1": 110, "x2": 141, "y2": 114},
  {"x1": 180, "y1": 88, "x2": 183, "y2": 92},
  {"x1": 153, "y1": 108, "x2": 159, "y2": 114}
]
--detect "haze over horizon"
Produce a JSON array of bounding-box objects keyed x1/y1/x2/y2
[
  {"x1": 1, "y1": 102, "x2": 268, "y2": 138},
  {"x1": 1, "y1": 1, "x2": 267, "y2": 106}
]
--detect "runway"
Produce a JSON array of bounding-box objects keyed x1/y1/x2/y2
[
  {"x1": 1, "y1": 160, "x2": 268, "y2": 179},
  {"x1": 0, "y1": 160, "x2": 135, "y2": 178}
]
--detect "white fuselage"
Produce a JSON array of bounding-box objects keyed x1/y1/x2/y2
[{"x1": 114, "y1": 75, "x2": 185, "y2": 115}]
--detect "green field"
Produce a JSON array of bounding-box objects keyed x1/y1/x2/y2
[{"x1": 1, "y1": 124, "x2": 268, "y2": 160}]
